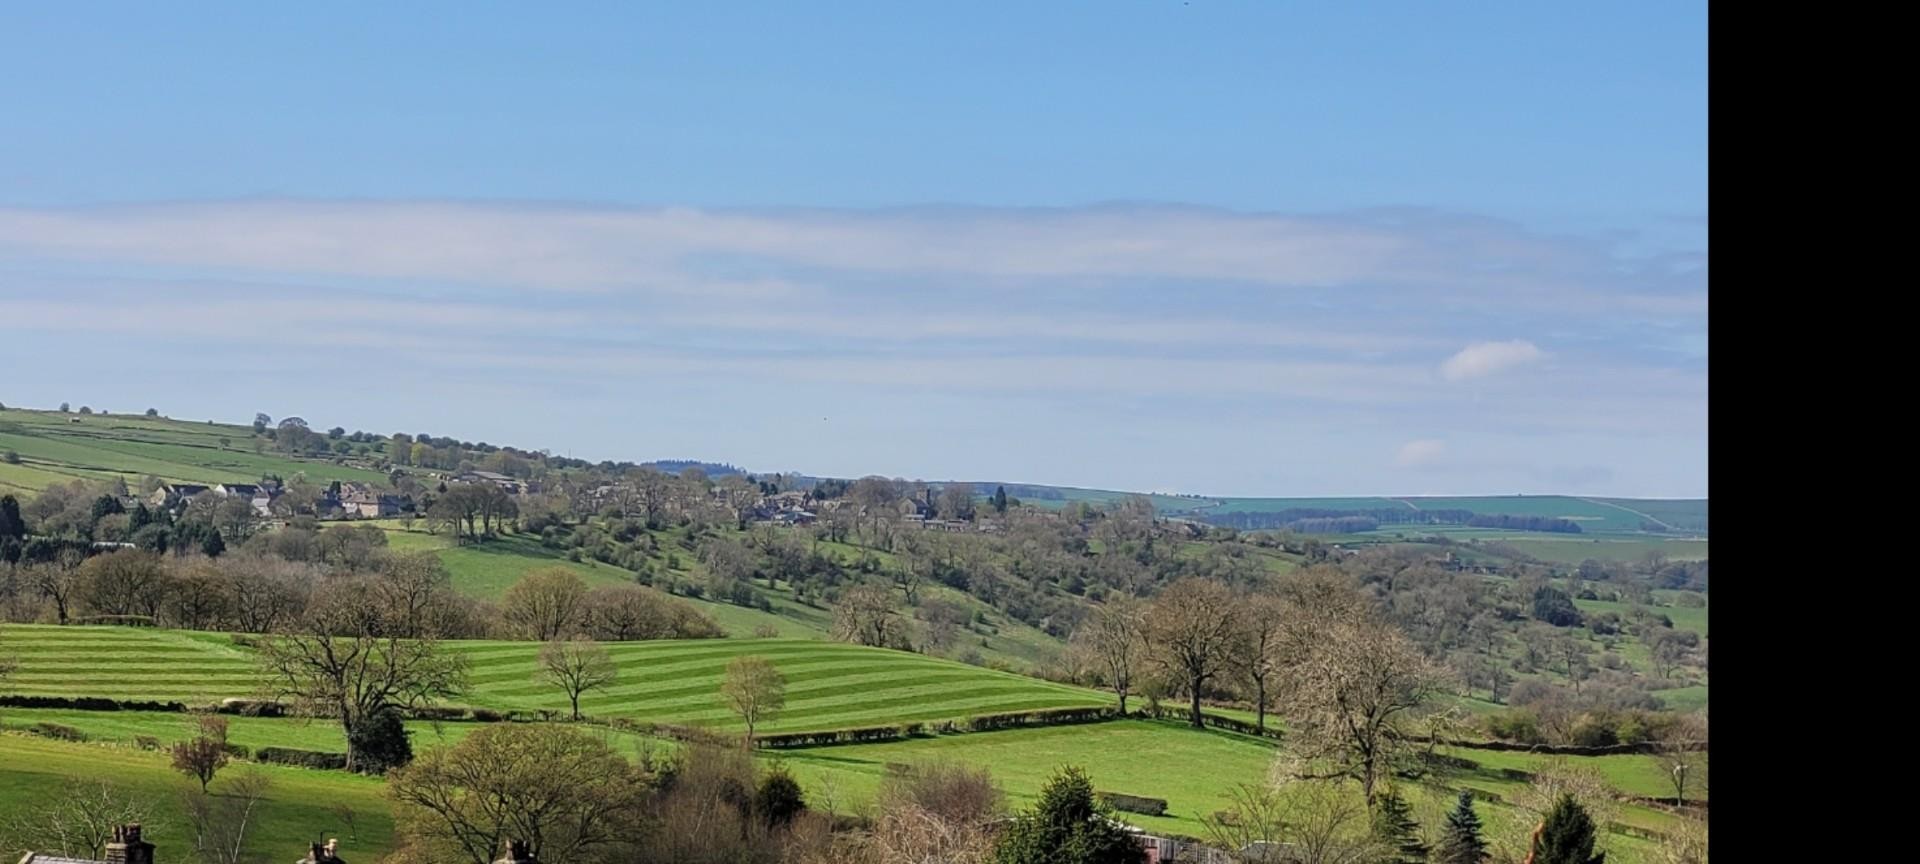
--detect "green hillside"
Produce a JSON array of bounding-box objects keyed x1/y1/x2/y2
[{"x1": 0, "y1": 407, "x2": 386, "y2": 495}]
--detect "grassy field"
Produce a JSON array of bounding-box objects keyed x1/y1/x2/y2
[
  {"x1": 1496, "y1": 536, "x2": 1709, "y2": 564},
  {"x1": 0, "y1": 625, "x2": 1110, "y2": 734},
  {"x1": 446, "y1": 637, "x2": 1110, "y2": 732},
  {"x1": 777, "y1": 719, "x2": 1674, "y2": 861},
  {"x1": 0, "y1": 407, "x2": 387, "y2": 495},
  {"x1": 0, "y1": 708, "x2": 650, "y2": 755},
  {"x1": 0, "y1": 733, "x2": 398, "y2": 862},
  {"x1": 1575, "y1": 597, "x2": 1709, "y2": 636},
  {"x1": 381, "y1": 529, "x2": 633, "y2": 599},
  {"x1": 1589, "y1": 498, "x2": 1708, "y2": 533}
]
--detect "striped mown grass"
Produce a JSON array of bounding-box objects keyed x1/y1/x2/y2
[
  {"x1": 0, "y1": 626, "x2": 1112, "y2": 733},
  {"x1": 0, "y1": 624, "x2": 260, "y2": 703},
  {"x1": 450, "y1": 637, "x2": 1112, "y2": 732}
]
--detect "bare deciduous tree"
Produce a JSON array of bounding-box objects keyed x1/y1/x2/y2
[
  {"x1": 387, "y1": 725, "x2": 648, "y2": 864},
  {"x1": 170, "y1": 714, "x2": 231, "y2": 792},
  {"x1": 1278, "y1": 612, "x2": 1447, "y2": 802},
  {"x1": 1236, "y1": 592, "x2": 1287, "y2": 734},
  {"x1": 720, "y1": 655, "x2": 787, "y2": 742},
  {"x1": 537, "y1": 637, "x2": 618, "y2": 721},
  {"x1": 255, "y1": 577, "x2": 467, "y2": 772},
  {"x1": 502, "y1": 567, "x2": 591, "y2": 641},
  {"x1": 1205, "y1": 779, "x2": 1382, "y2": 864},
  {"x1": 1146, "y1": 578, "x2": 1242, "y2": 727},
  {"x1": 1079, "y1": 594, "x2": 1147, "y2": 713},
  {"x1": 181, "y1": 769, "x2": 273, "y2": 864},
  {"x1": 1657, "y1": 713, "x2": 1708, "y2": 806},
  {"x1": 2, "y1": 779, "x2": 151, "y2": 860},
  {"x1": 832, "y1": 584, "x2": 910, "y2": 650}
]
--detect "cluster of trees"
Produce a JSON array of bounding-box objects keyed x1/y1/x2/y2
[
  {"x1": 1, "y1": 519, "x2": 724, "y2": 657},
  {"x1": 4, "y1": 485, "x2": 245, "y2": 559},
  {"x1": 1465, "y1": 514, "x2": 1583, "y2": 534},
  {"x1": 499, "y1": 567, "x2": 722, "y2": 643},
  {"x1": 1063, "y1": 570, "x2": 1446, "y2": 805},
  {"x1": 1204, "y1": 507, "x2": 1476, "y2": 531},
  {"x1": 382, "y1": 727, "x2": 821, "y2": 864}
]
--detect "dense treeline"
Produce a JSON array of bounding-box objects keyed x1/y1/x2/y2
[
  {"x1": 0, "y1": 486, "x2": 720, "y2": 641},
  {"x1": 1203, "y1": 507, "x2": 1475, "y2": 530},
  {"x1": 1466, "y1": 513, "x2": 1583, "y2": 533}
]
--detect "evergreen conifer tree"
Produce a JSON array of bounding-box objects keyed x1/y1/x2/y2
[
  {"x1": 1529, "y1": 794, "x2": 1605, "y2": 864},
  {"x1": 1371, "y1": 788, "x2": 1429, "y2": 863},
  {"x1": 1434, "y1": 791, "x2": 1489, "y2": 864}
]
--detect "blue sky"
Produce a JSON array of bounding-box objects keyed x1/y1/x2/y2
[{"x1": 0, "y1": 2, "x2": 1706, "y2": 497}]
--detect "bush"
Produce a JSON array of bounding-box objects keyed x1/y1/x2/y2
[
  {"x1": 470, "y1": 708, "x2": 506, "y2": 723},
  {"x1": 0, "y1": 695, "x2": 188, "y2": 713},
  {"x1": 214, "y1": 698, "x2": 288, "y2": 717},
  {"x1": 1568, "y1": 714, "x2": 1620, "y2": 748},
  {"x1": 1486, "y1": 710, "x2": 1545, "y2": 744},
  {"x1": 256, "y1": 747, "x2": 349, "y2": 770},
  {"x1": 963, "y1": 707, "x2": 1118, "y2": 733},
  {"x1": 755, "y1": 765, "x2": 806, "y2": 827},
  {"x1": 346, "y1": 707, "x2": 413, "y2": 774},
  {"x1": 1096, "y1": 791, "x2": 1168, "y2": 816},
  {"x1": 29, "y1": 722, "x2": 86, "y2": 741},
  {"x1": 754, "y1": 723, "x2": 927, "y2": 749},
  {"x1": 134, "y1": 735, "x2": 162, "y2": 750}
]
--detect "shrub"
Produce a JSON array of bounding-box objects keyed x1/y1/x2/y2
[
  {"x1": 29, "y1": 722, "x2": 86, "y2": 741},
  {"x1": 1486, "y1": 710, "x2": 1545, "y2": 744},
  {"x1": 963, "y1": 707, "x2": 1117, "y2": 732},
  {"x1": 214, "y1": 698, "x2": 288, "y2": 717},
  {"x1": 256, "y1": 747, "x2": 349, "y2": 770},
  {"x1": 0, "y1": 695, "x2": 188, "y2": 713},
  {"x1": 1097, "y1": 792, "x2": 1168, "y2": 816},
  {"x1": 346, "y1": 706, "x2": 413, "y2": 774},
  {"x1": 134, "y1": 735, "x2": 162, "y2": 750},
  {"x1": 1568, "y1": 714, "x2": 1620, "y2": 748},
  {"x1": 754, "y1": 764, "x2": 806, "y2": 827}
]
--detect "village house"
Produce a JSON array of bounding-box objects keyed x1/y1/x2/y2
[
  {"x1": 454, "y1": 470, "x2": 524, "y2": 494},
  {"x1": 14, "y1": 824, "x2": 353, "y2": 864},
  {"x1": 213, "y1": 482, "x2": 261, "y2": 499},
  {"x1": 340, "y1": 487, "x2": 402, "y2": 518},
  {"x1": 146, "y1": 483, "x2": 210, "y2": 511}
]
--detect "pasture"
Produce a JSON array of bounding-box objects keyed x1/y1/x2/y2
[
  {"x1": 777, "y1": 719, "x2": 1677, "y2": 860},
  {"x1": 0, "y1": 626, "x2": 1111, "y2": 734},
  {"x1": 0, "y1": 733, "x2": 398, "y2": 862},
  {"x1": 0, "y1": 407, "x2": 387, "y2": 495}
]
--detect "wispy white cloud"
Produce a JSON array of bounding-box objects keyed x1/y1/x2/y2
[
  {"x1": 0, "y1": 200, "x2": 1688, "y2": 302},
  {"x1": 1440, "y1": 339, "x2": 1545, "y2": 382},
  {"x1": 1395, "y1": 439, "x2": 1447, "y2": 468},
  {"x1": 0, "y1": 198, "x2": 1706, "y2": 495}
]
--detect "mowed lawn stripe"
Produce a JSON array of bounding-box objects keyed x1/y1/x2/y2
[{"x1": 1, "y1": 627, "x2": 1111, "y2": 734}]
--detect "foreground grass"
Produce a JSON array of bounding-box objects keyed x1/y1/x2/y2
[
  {"x1": 0, "y1": 715, "x2": 1680, "y2": 863},
  {"x1": 0, "y1": 733, "x2": 396, "y2": 862},
  {"x1": 778, "y1": 719, "x2": 1670, "y2": 862}
]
